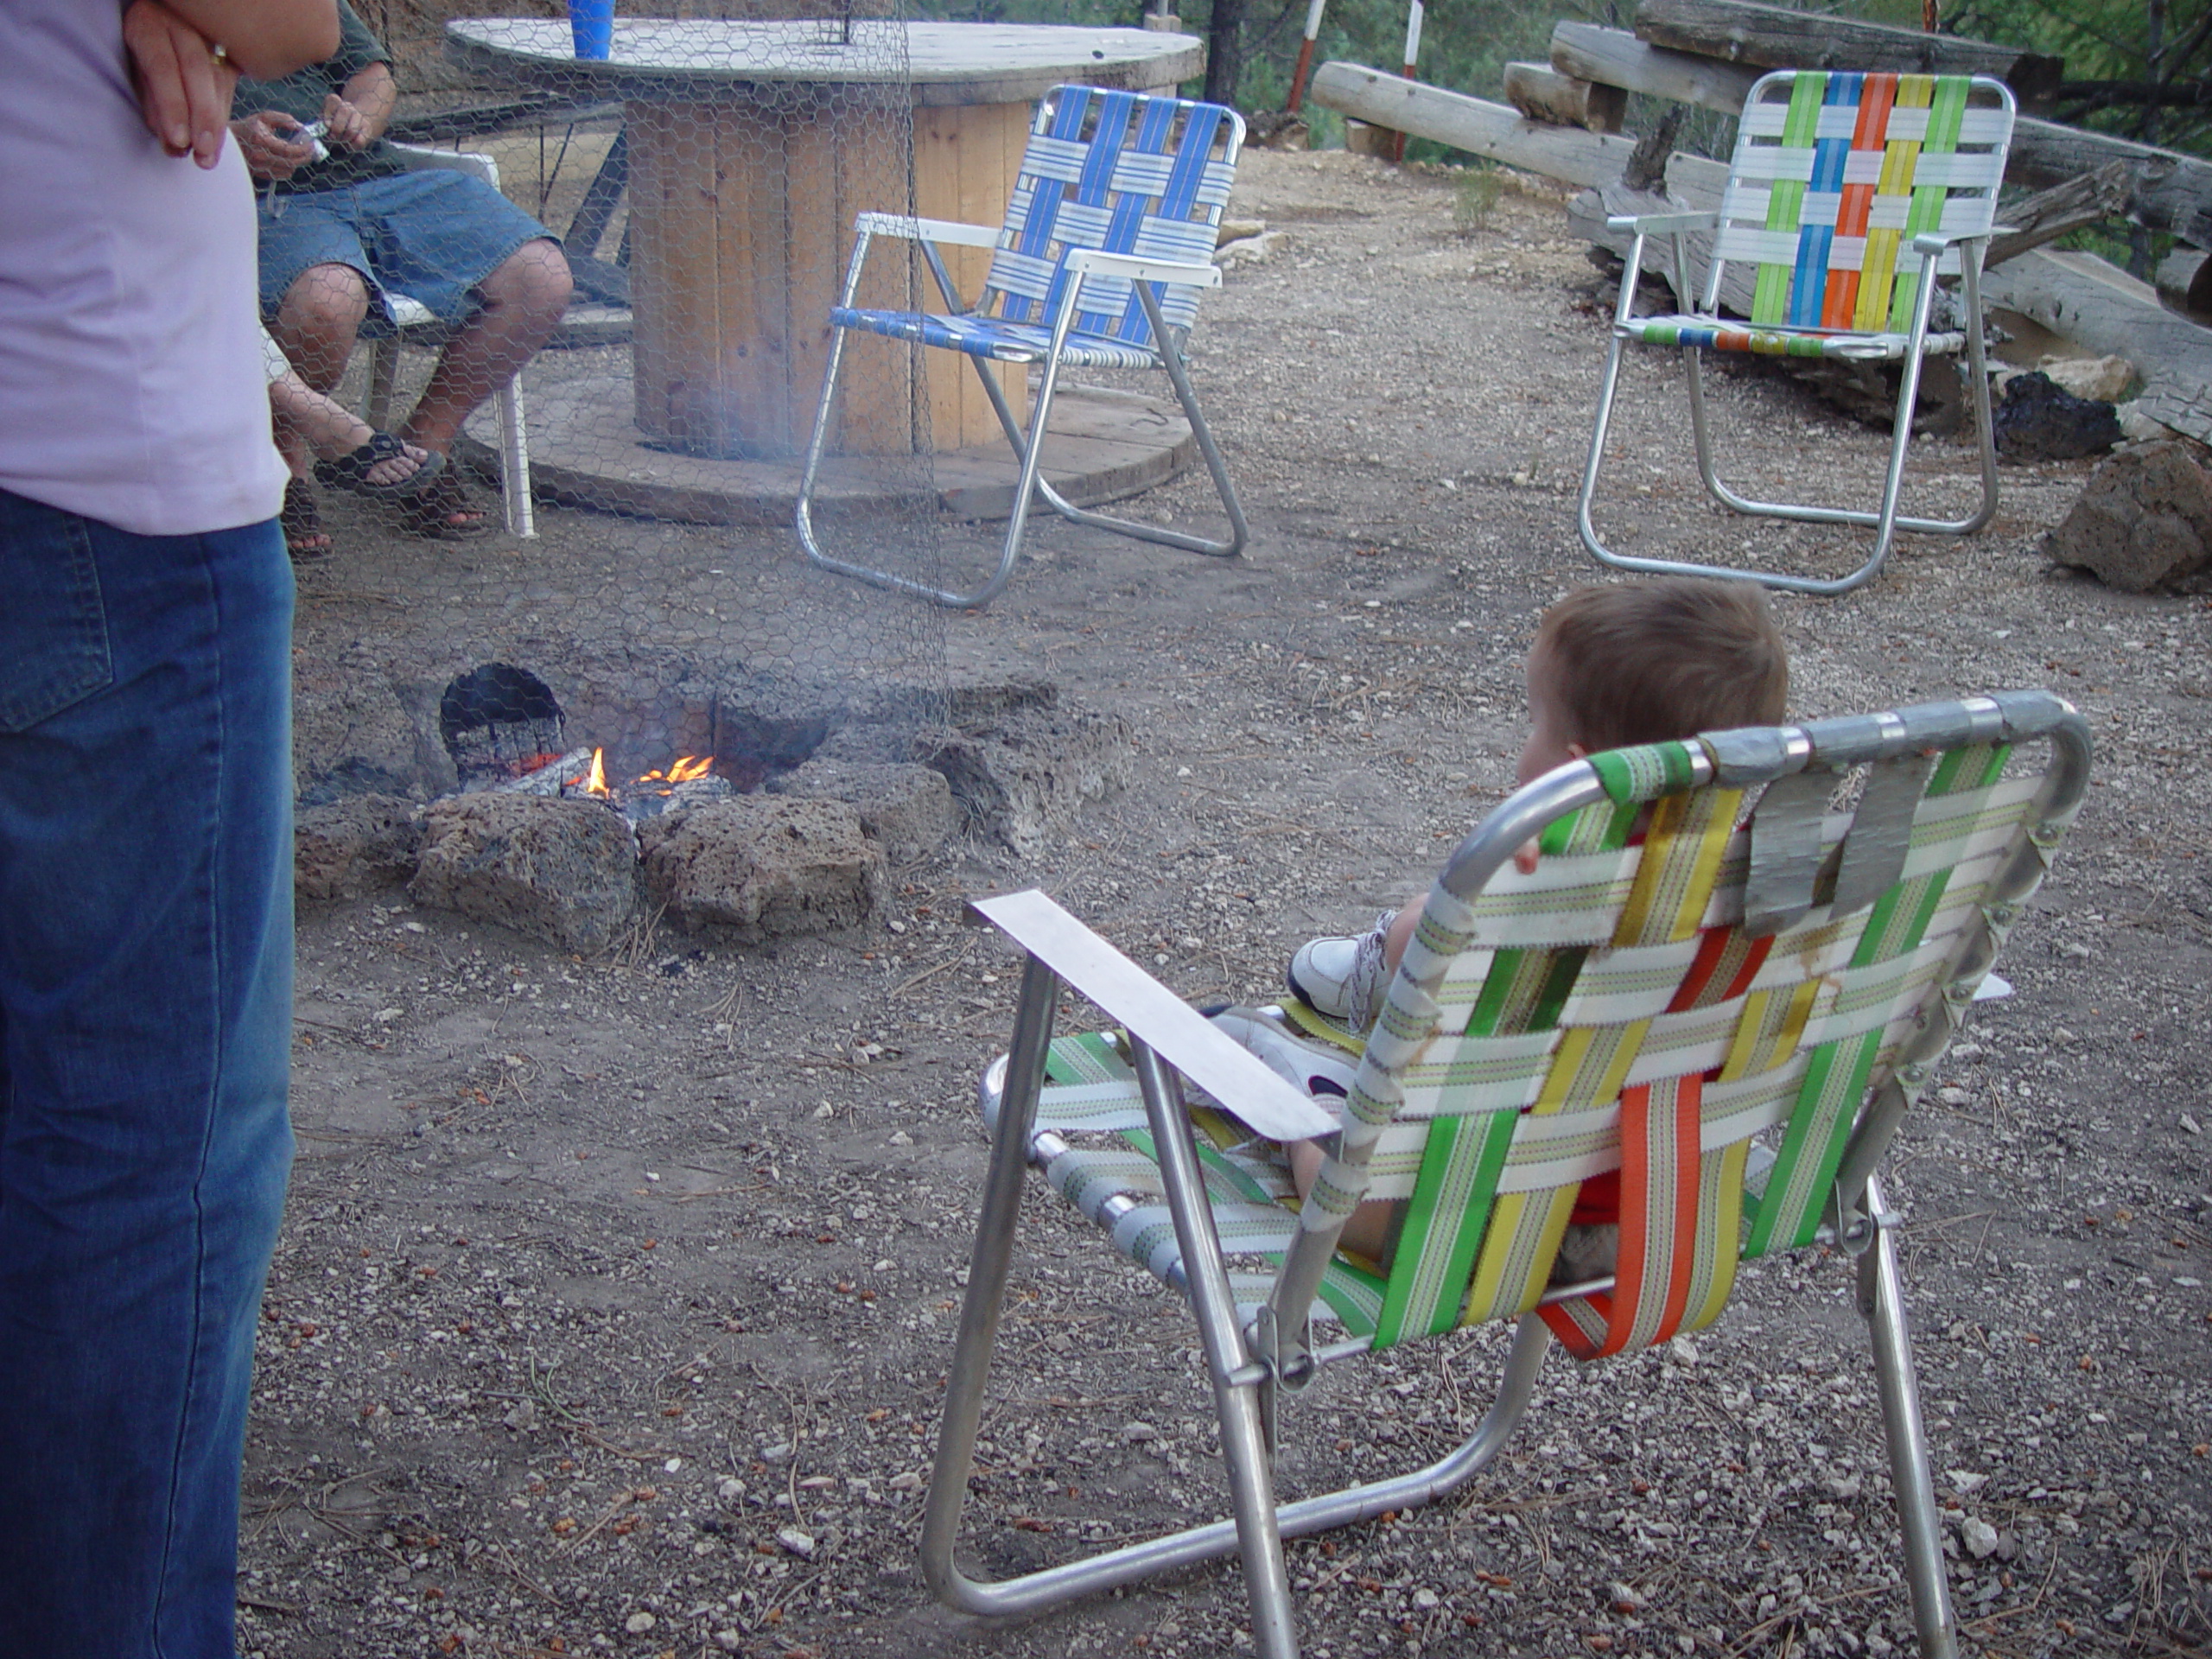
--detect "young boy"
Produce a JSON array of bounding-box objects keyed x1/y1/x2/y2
[{"x1": 1230, "y1": 577, "x2": 1790, "y2": 1270}]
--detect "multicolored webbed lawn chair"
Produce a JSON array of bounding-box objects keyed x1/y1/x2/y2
[
  {"x1": 795, "y1": 85, "x2": 1248, "y2": 609},
  {"x1": 1577, "y1": 70, "x2": 2017, "y2": 596},
  {"x1": 925, "y1": 691, "x2": 2088, "y2": 1658}
]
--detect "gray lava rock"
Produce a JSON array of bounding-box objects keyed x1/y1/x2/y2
[
  {"x1": 639, "y1": 797, "x2": 884, "y2": 938},
  {"x1": 921, "y1": 707, "x2": 1135, "y2": 857},
  {"x1": 2045, "y1": 440, "x2": 2212, "y2": 594},
  {"x1": 409, "y1": 794, "x2": 644, "y2": 953},
  {"x1": 296, "y1": 792, "x2": 421, "y2": 900},
  {"x1": 767, "y1": 760, "x2": 957, "y2": 864}
]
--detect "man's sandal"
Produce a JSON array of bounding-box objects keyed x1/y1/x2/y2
[
  {"x1": 282, "y1": 477, "x2": 332, "y2": 562},
  {"x1": 313, "y1": 433, "x2": 446, "y2": 500},
  {"x1": 397, "y1": 468, "x2": 493, "y2": 541}
]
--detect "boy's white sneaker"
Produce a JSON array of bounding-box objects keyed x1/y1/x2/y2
[
  {"x1": 1285, "y1": 911, "x2": 1395, "y2": 1030},
  {"x1": 1208, "y1": 1007, "x2": 1357, "y2": 1102}
]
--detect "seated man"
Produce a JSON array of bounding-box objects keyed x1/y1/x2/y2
[{"x1": 230, "y1": 0, "x2": 571, "y2": 538}]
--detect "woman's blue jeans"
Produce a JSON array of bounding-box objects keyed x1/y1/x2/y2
[{"x1": 0, "y1": 488, "x2": 295, "y2": 1659}]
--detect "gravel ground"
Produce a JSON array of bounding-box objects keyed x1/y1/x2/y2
[{"x1": 241, "y1": 148, "x2": 2212, "y2": 1659}]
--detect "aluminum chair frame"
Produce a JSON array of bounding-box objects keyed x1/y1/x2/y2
[
  {"x1": 795, "y1": 86, "x2": 1249, "y2": 610},
  {"x1": 1577, "y1": 71, "x2": 2017, "y2": 596},
  {"x1": 365, "y1": 143, "x2": 536, "y2": 538},
  {"x1": 925, "y1": 690, "x2": 2090, "y2": 1657}
]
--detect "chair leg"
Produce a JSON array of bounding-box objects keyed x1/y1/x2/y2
[
  {"x1": 497, "y1": 375, "x2": 535, "y2": 539},
  {"x1": 1022, "y1": 282, "x2": 1248, "y2": 561},
  {"x1": 366, "y1": 338, "x2": 401, "y2": 432},
  {"x1": 1127, "y1": 1040, "x2": 1296, "y2": 1659},
  {"x1": 1856, "y1": 1176, "x2": 1959, "y2": 1659},
  {"x1": 925, "y1": 1005, "x2": 1556, "y2": 1633}
]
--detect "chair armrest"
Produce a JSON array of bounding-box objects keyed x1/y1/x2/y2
[
  {"x1": 1605, "y1": 210, "x2": 1716, "y2": 236},
  {"x1": 853, "y1": 211, "x2": 1002, "y2": 250},
  {"x1": 969, "y1": 890, "x2": 1339, "y2": 1141},
  {"x1": 388, "y1": 140, "x2": 499, "y2": 188},
  {"x1": 1064, "y1": 248, "x2": 1224, "y2": 289},
  {"x1": 1910, "y1": 228, "x2": 1991, "y2": 257}
]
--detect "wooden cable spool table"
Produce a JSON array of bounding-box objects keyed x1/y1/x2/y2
[{"x1": 446, "y1": 19, "x2": 1205, "y2": 460}]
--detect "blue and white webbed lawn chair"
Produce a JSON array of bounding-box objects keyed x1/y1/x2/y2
[{"x1": 795, "y1": 84, "x2": 1249, "y2": 609}]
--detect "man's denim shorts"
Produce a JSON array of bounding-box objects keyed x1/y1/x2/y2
[{"x1": 257, "y1": 168, "x2": 555, "y2": 328}]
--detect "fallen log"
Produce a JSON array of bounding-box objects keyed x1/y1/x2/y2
[
  {"x1": 2009, "y1": 117, "x2": 2212, "y2": 247},
  {"x1": 1633, "y1": 0, "x2": 2063, "y2": 108},
  {"x1": 1985, "y1": 162, "x2": 2133, "y2": 266},
  {"x1": 1503, "y1": 61, "x2": 1626, "y2": 133},
  {"x1": 1550, "y1": 22, "x2": 1758, "y2": 116},
  {"x1": 1308, "y1": 61, "x2": 1640, "y2": 188},
  {"x1": 1980, "y1": 248, "x2": 2212, "y2": 444},
  {"x1": 1551, "y1": 22, "x2": 2204, "y2": 245},
  {"x1": 2156, "y1": 248, "x2": 2212, "y2": 322}
]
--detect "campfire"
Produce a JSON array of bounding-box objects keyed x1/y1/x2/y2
[{"x1": 438, "y1": 662, "x2": 768, "y2": 823}]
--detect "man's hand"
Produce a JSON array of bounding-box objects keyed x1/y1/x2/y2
[
  {"x1": 319, "y1": 92, "x2": 372, "y2": 150},
  {"x1": 232, "y1": 109, "x2": 318, "y2": 181},
  {"x1": 123, "y1": 0, "x2": 240, "y2": 168}
]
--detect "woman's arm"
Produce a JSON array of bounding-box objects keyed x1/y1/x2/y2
[{"x1": 124, "y1": 0, "x2": 337, "y2": 167}]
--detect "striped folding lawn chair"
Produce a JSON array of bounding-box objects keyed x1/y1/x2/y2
[
  {"x1": 795, "y1": 84, "x2": 1249, "y2": 609},
  {"x1": 1577, "y1": 70, "x2": 2017, "y2": 597},
  {"x1": 924, "y1": 690, "x2": 2088, "y2": 1658}
]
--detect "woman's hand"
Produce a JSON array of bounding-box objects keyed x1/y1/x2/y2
[{"x1": 122, "y1": 0, "x2": 241, "y2": 168}]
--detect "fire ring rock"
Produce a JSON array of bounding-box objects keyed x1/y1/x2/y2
[
  {"x1": 409, "y1": 794, "x2": 645, "y2": 954},
  {"x1": 2044, "y1": 440, "x2": 2212, "y2": 594},
  {"x1": 296, "y1": 792, "x2": 422, "y2": 901},
  {"x1": 639, "y1": 797, "x2": 885, "y2": 939},
  {"x1": 766, "y1": 759, "x2": 957, "y2": 865}
]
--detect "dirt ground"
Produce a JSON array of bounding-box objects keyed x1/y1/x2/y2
[{"x1": 241, "y1": 148, "x2": 2212, "y2": 1659}]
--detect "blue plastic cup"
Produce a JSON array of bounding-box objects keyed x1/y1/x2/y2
[{"x1": 569, "y1": 0, "x2": 613, "y2": 60}]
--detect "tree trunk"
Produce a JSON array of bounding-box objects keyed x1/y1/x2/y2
[{"x1": 1205, "y1": 0, "x2": 1243, "y2": 108}]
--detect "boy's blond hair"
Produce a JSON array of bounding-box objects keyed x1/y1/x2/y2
[{"x1": 1534, "y1": 578, "x2": 1789, "y2": 753}]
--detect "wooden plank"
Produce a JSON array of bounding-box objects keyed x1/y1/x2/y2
[
  {"x1": 1631, "y1": 0, "x2": 2063, "y2": 108},
  {"x1": 1550, "y1": 21, "x2": 1758, "y2": 116},
  {"x1": 1503, "y1": 62, "x2": 1626, "y2": 133},
  {"x1": 1309, "y1": 61, "x2": 1642, "y2": 188},
  {"x1": 827, "y1": 87, "x2": 919, "y2": 458},
  {"x1": 913, "y1": 101, "x2": 1032, "y2": 449},
  {"x1": 709, "y1": 99, "x2": 790, "y2": 457},
  {"x1": 1980, "y1": 247, "x2": 2212, "y2": 443}
]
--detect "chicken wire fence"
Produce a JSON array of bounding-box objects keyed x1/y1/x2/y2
[{"x1": 256, "y1": 0, "x2": 951, "y2": 784}]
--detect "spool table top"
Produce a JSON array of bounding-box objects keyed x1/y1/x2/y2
[{"x1": 444, "y1": 19, "x2": 1205, "y2": 106}]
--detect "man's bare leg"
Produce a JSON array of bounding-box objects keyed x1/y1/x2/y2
[
  {"x1": 397, "y1": 238, "x2": 570, "y2": 458},
  {"x1": 270, "y1": 259, "x2": 371, "y2": 393},
  {"x1": 267, "y1": 370, "x2": 433, "y2": 488}
]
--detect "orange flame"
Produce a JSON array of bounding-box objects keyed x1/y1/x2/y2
[
  {"x1": 668, "y1": 754, "x2": 712, "y2": 783},
  {"x1": 580, "y1": 748, "x2": 608, "y2": 797}
]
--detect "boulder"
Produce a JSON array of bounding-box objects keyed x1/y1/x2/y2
[
  {"x1": 767, "y1": 760, "x2": 957, "y2": 865},
  {"x1": 639, "y1": 797, "x2": 884, "y2": 938},
  {"x1": 296, "y1": 792, "x2": 421, "y2": 900},
  {"x1": 409, "y1": 794, "x2": 644, "y2": 953},
  {"x1": 921, "y1": 707, "x2": 1135, "y2": 857},
  {"x1": 2044, "y1": 440, "x2": 2212, "y2": 594}
]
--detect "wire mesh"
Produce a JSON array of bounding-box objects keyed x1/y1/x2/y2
[{"x1": 242, "y1": 0, "x2": 950, "y2": 798}]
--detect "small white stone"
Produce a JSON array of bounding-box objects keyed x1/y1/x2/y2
[
  {"x1": 716, "y1": 1477, "x2": 745, "y2": 1502},
  {"x1": 1961, "y1": 1516, "x2": 2000, "y2": 1559},
  {"x1": 888, "y1": 1130, "x2": 912, "y2": 1146},
  {"x1": 1122, "y1": 1421, "x2": 1159, "y2": 1443},
  {"x1": 624, "y1": 1611, "x2": 657, "y2": 1634},
  {"x1": 1948, "y1": 1470, "x2": 1990, "y2": 1495},
  {"x1": 663, "y1": 1457, "x2": 682, "y2": 1473},
  {"x1": 813, "y1": 1103, "x2": 836, "y2": 1119},
  {"x1": 777, "y1": 1527, "x2": 816, "y2": 1559},
  {"x1": 2181, "y1": 1113, "x2": 2202, "y2": 1136}
]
